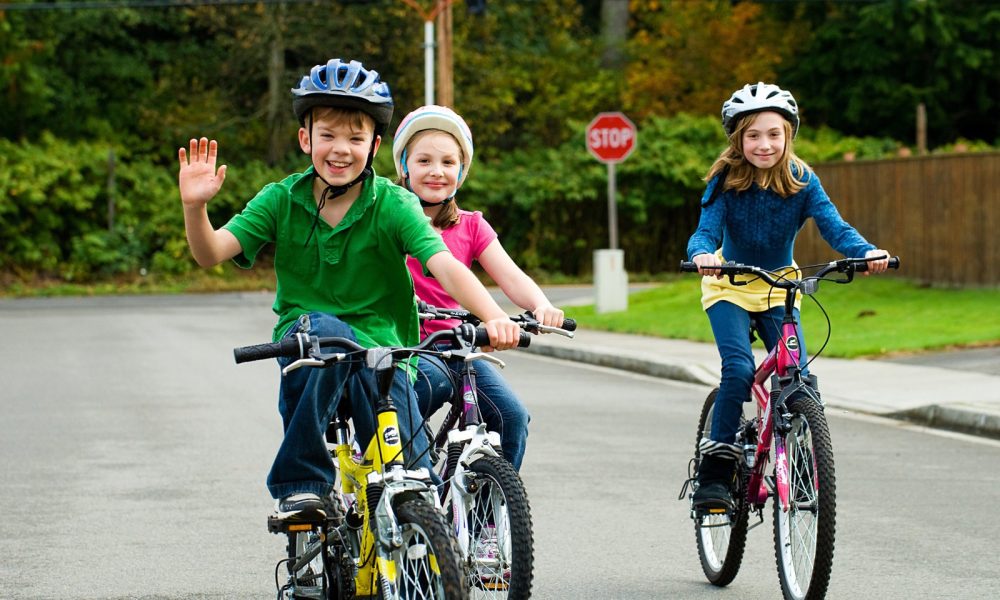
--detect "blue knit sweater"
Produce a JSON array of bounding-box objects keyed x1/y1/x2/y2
[{"x1": 686, "y1": 169, "x2": 875, "y2": 270}]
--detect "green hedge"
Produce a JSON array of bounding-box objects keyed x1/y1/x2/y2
[{"x1": 0, "y1": 116, "x2": 933, "y2": 283}]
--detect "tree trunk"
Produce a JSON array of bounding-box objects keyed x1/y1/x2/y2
[
  {"x1": 601, "y1": 0, "x2": 629, "y2": 69},
  {"x1": 266, "y1": 3, "x2": 287, "y2": 166}
]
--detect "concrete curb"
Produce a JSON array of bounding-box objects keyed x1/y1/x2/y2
[
  {"x1": 522, "y1": 342, "x2": 1000, "y2": 440},
  {"x1": 521, "y1": 343, "x2": 718, "y2": 387},
  {"x1": 891, "y1": 405, "x2": 1000, "y2": 440}
]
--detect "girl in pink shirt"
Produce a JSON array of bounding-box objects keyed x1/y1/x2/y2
[{"x1": 394, "y1": 105, "x2": 564, "y2": 469}]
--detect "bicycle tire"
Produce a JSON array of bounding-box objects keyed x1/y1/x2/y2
[
  {"x1": 464, "y1": 455, "x2": 534, "y2": 599},
  {"x1": 772, "y1": 396, "x2": 836, "y2": 600},
  {"x1": 381, "y1": 499, "x2": 468, "y2": 600},
  {"x1": 693, "y1": 388, "x2": 750, "y2": 587}
]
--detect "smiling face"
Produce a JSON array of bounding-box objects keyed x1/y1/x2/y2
[
  {"x1": 403, "y1": 130, "x2": 463, "y2": 205},
  {"x1": 298, "y1": 108, "x2": 379, "y2": 188},
  {"x1": 741, "y1": 111, "x2": 787, "y2": 169}
]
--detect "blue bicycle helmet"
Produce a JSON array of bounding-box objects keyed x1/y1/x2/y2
[
  {"x1": 291, "y1": 58, "x2": 394, "y2": 135},
  {"x1": 721, "y1": 82, "x2": 799, "y2": 138}
]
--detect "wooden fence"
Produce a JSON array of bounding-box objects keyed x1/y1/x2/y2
[{"x1": 794, "y1": 151, "x2": 1000, "y2": 286}]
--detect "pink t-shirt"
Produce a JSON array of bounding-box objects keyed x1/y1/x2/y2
[{"x1": 407, "y1": 209, "x2": 498, "y2": 338}]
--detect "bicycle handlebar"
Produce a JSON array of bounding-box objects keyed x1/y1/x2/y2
[
  {"x1": 678, "y1": 256, "x2": 900, "y2": 289},
  {"x1": 417, "y1": 301, "x2": 577, "y2": 335},
  {"x1": 234, "y1": 323, "x2": 530, "y2": 365}
]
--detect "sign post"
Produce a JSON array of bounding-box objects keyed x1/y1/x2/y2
[{"x1": 586, "y1": 112, "x2": 636, "y2": 313}]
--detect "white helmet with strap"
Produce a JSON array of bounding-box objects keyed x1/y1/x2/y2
[
  {"x1": 721, "y1": 82, "x2": 800, "y2": 138},
  {"x1": 392, "y1": 105, "x2": 475, "y2": 188}
]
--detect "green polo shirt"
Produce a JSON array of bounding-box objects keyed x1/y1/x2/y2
[{"x1": 223, "y1": 167, "x2": 448, "y2": 348}]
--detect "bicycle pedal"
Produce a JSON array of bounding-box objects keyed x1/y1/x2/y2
[
  {"x1": 267, "y1": 514, "x2": 322, "y2": 534},
  {"x1": 693, "y1": 504, "x2": 733, "y2": 522}
]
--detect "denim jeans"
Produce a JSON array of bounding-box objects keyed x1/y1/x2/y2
[
  {"x1": 266, "y1": 312, "x2": 434, "y2": 499},
  {"x1": 413, "y1": 354, "x2": 530, "y2": 470},
  {"x1": 705, "y1": 301, "x2": 810, "y2": 448}
]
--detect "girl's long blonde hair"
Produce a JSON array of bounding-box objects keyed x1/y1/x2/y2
[{"x1": 705, "y1": 113, "x2": 810, "y2": 197}]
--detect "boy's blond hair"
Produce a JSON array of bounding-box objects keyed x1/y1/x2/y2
[{"x1": 705, "y1": 114, "x2": 810, "y2": 198}]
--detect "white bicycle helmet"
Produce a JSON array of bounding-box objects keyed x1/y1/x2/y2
[
  {"x1": 392, "y1": 105, "x2": 474, "y2": 187},
  {"x1": 291, "y1": 58, "x2": 394, "y2": 135},
  {"x1": 721, "y1": 82, "x2": 800, "y2": 138}
]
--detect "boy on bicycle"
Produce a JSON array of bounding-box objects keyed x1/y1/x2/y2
[{"x1": 176, "y1": 57, "x2": 521, "y2": 522}]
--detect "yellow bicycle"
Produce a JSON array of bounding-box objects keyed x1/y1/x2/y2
[{"x1": 235, "y1": 330, "x2": 482, "y2": 599}]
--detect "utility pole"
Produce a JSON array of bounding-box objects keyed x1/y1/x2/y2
[
  {"x1": 436, "y1": 0, "x2": 453, "y2": 107},
  {"x1": 401, "y1": 0, "x2": 454, "y2": 106}
]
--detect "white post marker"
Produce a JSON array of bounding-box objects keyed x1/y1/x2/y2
[{"x1": 586, "y1": 112, "x2": 637, "y2": 313}]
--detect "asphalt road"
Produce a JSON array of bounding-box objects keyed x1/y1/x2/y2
[{"x1": 2, "y1": 293, "x2": 998, "y2": 599}]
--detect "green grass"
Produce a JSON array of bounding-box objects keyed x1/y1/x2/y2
[{"x1": 570, "y1": 276, "x2": 1000, "y2": 358}]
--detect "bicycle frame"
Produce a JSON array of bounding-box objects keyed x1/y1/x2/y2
[
  {"x1": 432, "y1": 351, "x2": 505, "y2": 558},
  {"x1": 745, "y1": 297, "x2": 817, "y2": 514},
  {"x1": 252, "y1": 337, "x2": 449, "y2": 599}
]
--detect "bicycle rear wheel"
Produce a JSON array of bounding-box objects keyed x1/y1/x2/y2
[
  {"x1": 693, "y1": 388, "x2": 750, "y2": 587},
  {"x1": 284, "y1": 527, "x2": 352, "y2": 600},
  {"x1": 383, "y1": 499, "x2": 468, "y2": 600},
  {"x1": 772, "y1": 396, "x2": 836, "y2": 600},
  {"x1": 464, "y1": 455, "x2": 533, "y2": 599}
]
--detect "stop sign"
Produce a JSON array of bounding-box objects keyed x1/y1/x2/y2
[{"x1": 586, "y1": 112, "x2": 637, "y2": 164}]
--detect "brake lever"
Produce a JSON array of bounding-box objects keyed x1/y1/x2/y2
[
  {"x1": 466, "y1": 352, "x2": 506, "y2": 369},
  {"x1": 536, "y1": 324, "x2": 575, "y2": 338},
  {"x1": 282, "y1": 357, "x2": 326, "y2": 375},
  {"x1": 281, "y1": 352, "x2": 348, "y2": 375}
]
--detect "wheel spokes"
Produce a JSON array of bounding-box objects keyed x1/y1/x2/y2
[{"x1": 785, "y1": 419, "x2": 818, "y2": 589}]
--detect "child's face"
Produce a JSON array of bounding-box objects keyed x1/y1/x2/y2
[
  {"x1": 404, "y1": 131, "x2": 462, "y2": 205},
  {"x1": 298, "y1": 111, "x2": 379, "y2": 186},
  {"x1": 741, "y1": 111, "x2": 787, "y2": 169}
]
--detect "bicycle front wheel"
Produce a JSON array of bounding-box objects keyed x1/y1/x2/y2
[
  {"x1": 693, "y1": 388, "x2": 750, "y2": 587},
  {"x1": 772, "y1": 396, "x2": 836, "y2": 600},
  {"x1": 382, "y1": 499, "x2": 468, "y2": 600},
  {"x1": 464, "y1": 455, "x2": 533, "y2": 599}
]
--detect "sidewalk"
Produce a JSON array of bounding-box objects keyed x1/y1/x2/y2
[{"x1": 520, "y1": 327, "x2": 1000, "y2": 440}]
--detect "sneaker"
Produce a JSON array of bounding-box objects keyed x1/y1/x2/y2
[
  {"x1": 692, "y1": 480, "x2": 734, "y2": 512},
  {"x1": 474, "y1": 526, "x2": 511, "y2": 589},
  {"x1": 691, "y1": 454, "x2": 736, "y2": 512},
  {"x1": 274, "y1": 493, "x2": 327, "y2": 521}
]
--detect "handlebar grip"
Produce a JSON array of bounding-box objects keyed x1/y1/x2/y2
[
  {"x1": 234, "y1": 337, "x2": 303, "y2": 364},
  {"x1": 679, "y1": 260, "x2": 700, "y2": 273},
  {"x1": 561, "y1": 318, "x2": 577, "y2": 332},
  {"x1": 473, "y1": 327, "x2": 532, "y2": 348},
  {"x1": 855, "y1": 256, "x2": 900, "y2": 272}
]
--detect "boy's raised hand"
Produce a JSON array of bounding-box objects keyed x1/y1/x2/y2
[{"x1": 178, "y1": 137, "x2": 227, "y2": 208}]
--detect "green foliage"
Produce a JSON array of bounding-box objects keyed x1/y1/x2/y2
[
  {"x1": 2, "y1": 1, "x2": 998, "y2": 286},
  {"x1": 0, "y1": 133, "x2": 286, "y2": 281},
  {"x1": 794, "y1": 126, "x2": 902, "y2": 162},
  {"x1": 779, "y1": 0, "x2": 1000, "y2": 146}
]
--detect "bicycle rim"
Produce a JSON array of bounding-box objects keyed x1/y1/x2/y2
[{"x1": 773, "y1": 397, "x2": 836, "y2": 600}]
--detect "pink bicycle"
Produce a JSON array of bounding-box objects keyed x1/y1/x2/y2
[{"x1": 677, "y1": 256, "x2": 900, "y2": 600}]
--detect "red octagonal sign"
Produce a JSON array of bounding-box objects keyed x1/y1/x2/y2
[{"x1": 586, "y1": 112, "x2": 637, "y2": 164}]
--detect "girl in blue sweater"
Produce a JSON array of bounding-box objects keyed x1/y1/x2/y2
[{"x1": 686, "y1": 83, "x2": 891, "y2": 509}]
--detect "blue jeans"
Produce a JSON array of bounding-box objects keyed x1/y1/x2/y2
[
  {"x1": 705, "y1": 301, "x2": 810, "y2": 448},
  {"x1": 413, "y1": 354, "x2": 530, "y2": 470},
  {"x1": 267, "y1": 312, "x2": 434, "y2": 499}
]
